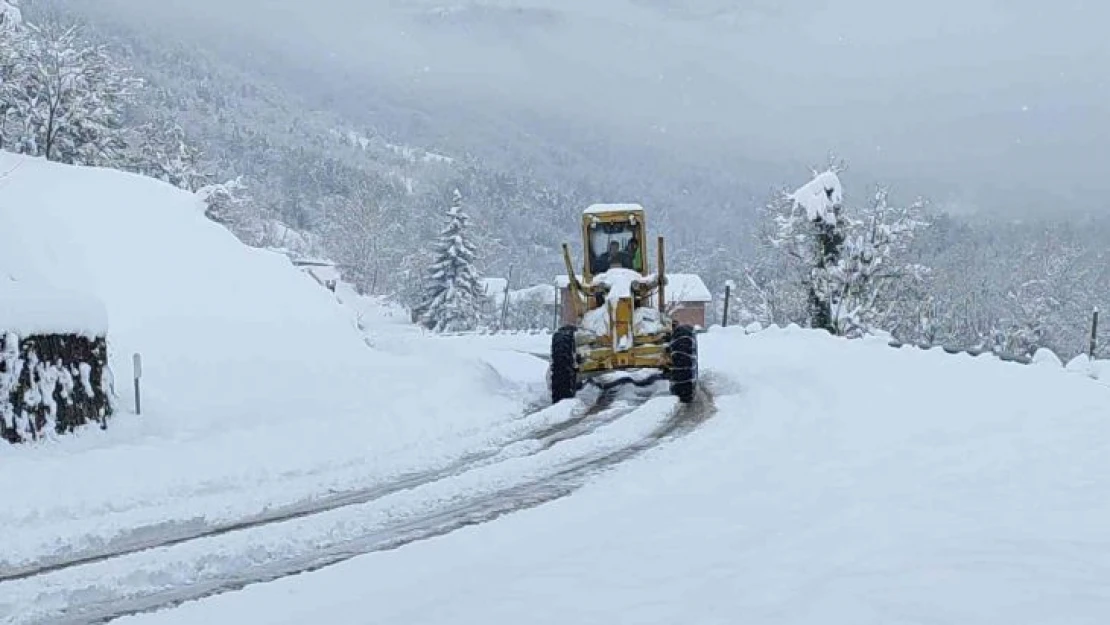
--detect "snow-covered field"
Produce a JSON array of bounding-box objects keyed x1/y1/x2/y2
[{"x1": 108, "y1": 325, "x2": 1110, "y2": 625}]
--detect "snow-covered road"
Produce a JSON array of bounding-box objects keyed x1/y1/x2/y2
[
  {"x1": 1, "y1": 381, "x2": 714, "y2": 625},
  {"x1": 98, "y1": 326, "x2": 1110, "y2": 625}
]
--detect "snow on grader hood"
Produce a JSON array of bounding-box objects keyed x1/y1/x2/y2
[{"x1": 549, "y1": 204, "x2": 698, "y2": 404}]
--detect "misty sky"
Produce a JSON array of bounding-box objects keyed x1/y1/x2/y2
[{"x1": 78, "y1": 0, "x2": 1110, "y2": 214}]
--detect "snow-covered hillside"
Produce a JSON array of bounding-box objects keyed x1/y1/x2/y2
[
  {"x1": 113, "y1": 325, "x2": 1110, "y2": 625},
  {"x1": 0, "y1": 153, "x2": 546, "y2": 574}
]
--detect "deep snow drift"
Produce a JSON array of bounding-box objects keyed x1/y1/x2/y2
[
  {"x1": 0, "y1": 153, "x2": 546, "y2": 572},
  {"x1": 119, "y1": 326, "x2": 1110, "y2": 625}
]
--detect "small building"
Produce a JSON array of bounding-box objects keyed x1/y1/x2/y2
[
  {"x1": 478, "y1": 277, "x2": 509, "y2": 316},
  {"x1": 554, "y1": 273, "x2": 712, "y2": 329}
]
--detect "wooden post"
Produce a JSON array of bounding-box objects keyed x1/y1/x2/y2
[
  {"x1": 1090, "y1": 307, "x2": 1099, "y2": 359},
  {"x1": 657, "y1": 236, "x2": 666, "y2": 313},
  {"x1": 133, "y1": 352, "x2": 143, "y2": 415},
  {"x1": 722, "y1": 282, "x2": 732, "y2": 327},
  {"x1": 562, "y1": 243, "x2": 584, "y2": 320},
  {"x1": 552, "y1": 286, "x2": 560, "y2": 331}
]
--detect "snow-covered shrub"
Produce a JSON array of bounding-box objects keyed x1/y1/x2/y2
[
  {"x1": 2, "y1": 19, "x2": 140, "y2": 165},
  {"x1": 761, "y1": 166, "x2": 930, "y2": 337}
]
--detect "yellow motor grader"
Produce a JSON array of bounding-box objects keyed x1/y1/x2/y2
[{"x1": 549, "y1": 203, "x2": 698, "y2": 403}]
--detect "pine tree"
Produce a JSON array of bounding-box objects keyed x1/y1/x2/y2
[{"x1": 416, "y1": 189, "x2": 485, "y2": 333}]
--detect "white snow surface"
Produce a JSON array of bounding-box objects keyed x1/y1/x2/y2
[
  {"x1": 791, "y1": 169, "x2": 843, "y2": 222},
  {"x1": 115, "y1": 324, "x2": 1110, "y2": 625},
  {"x1": 0, "y1": 278, "x2": 109, "y2": 336},
  {"x1": 582, "y1": 203, "x2": 644, "y2": 215},
  {"x1": 588, "y1": 267, "x2": 648, "y2": 304},
  {"x1": 661, "y1": 273, "x2": 711, "y2": 303},
  {"x1": 0, "y1": 153, "x2": 536, "y2": 569}
]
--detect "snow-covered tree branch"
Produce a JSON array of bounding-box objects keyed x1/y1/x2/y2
[
  {"x1": 4, "y1": 18, "x2": 140, "y2": 165},
  {"x1": 761, "y1": 167, "x2": 931, "y2": 337}
]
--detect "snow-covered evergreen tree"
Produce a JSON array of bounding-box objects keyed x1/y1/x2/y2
[{"x1": 416, "y1": 189, "x2": 485, "y2": 332}]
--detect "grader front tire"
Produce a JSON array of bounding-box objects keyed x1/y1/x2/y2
[
  {"x1": 550, "y1": 325, "x2": 579, "y2": 404},
  {"x1": 668, "y1": 325, "x2": 698, "y2": 403}
]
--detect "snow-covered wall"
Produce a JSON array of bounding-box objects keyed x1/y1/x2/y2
[
  {"x1": 1, "y1": 169, "x2": 116, "y2": 442},
  {"x1": 0, "y1": 332, "x2": 112, "y2": 443}
]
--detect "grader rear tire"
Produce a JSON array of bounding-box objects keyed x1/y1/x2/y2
[
  {"x1": 550, "y1": 325, "x2": 579, "y2": 403},
  {"x1": 668, "y1": 325, "x2": 698, "y2": 403}
]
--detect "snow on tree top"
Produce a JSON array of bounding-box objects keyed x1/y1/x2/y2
[
  {"x1": 790, "y1": 170, "x2": 843, "y2": 223},
  {"x1": 583, "y1": 203, "x2": 645, "y2": 215}
]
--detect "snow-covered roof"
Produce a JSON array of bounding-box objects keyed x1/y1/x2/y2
[
  {"x1": 511, "y1": 284, "x2": 557, "y2": 305},
  {"x1": 664, "y1": 274, "x2": 712, "y2": 303},
  {"x1": 479, "y1": 277, "x2": 508, "y2": 298},
  {"x1": 304, "y1": 265, "x2": 340, "y2": 284},
  {"x1": 583, "y1": 203, "x2": 644, "y2": 215},
  {"x1": 292, "y1": 258, "x2": 340, "y2": 284},
  {"x1": 555, "y1": 273, "x2": 711, "y2": 303},
  {"x1": 790, "y1": 170, "x2": 843, "y2": 223},
  {"x1": 482, "y1": 281, "x2": 557, "y2": 307}
]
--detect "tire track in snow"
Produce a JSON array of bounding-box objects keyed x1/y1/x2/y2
[
  {"x1": 3, "y1": 386, "x2": 713, "y2": 625},
  {"x1": 0, "y1": 388, "x2": 618, "y2": 584},
  {"x1": 1, "y1": 383, "x2": 648, "y2": 585}
]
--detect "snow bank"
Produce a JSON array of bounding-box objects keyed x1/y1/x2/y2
[
  {"x1": 125, "y1": 325, "x2": 1110, "y2": 625},
  {"x1": 1066, "y1": 353, "x2": 1110, "y2": 384},
  {"x1": 0, "y1": 153, "x2": 533, "y2": 564},
  {"x1": 0, "y1": 280, "x2": 108, "y2": 337},
  {"x1": 3, "y1": 394, "x2": 681, "y2": 624}
]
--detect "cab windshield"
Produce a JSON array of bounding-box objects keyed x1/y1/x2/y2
[{"x1": 588, "y1": 220, "x2": 643, "y2": 274}]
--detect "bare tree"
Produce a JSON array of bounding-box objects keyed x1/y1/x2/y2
[{"x1": 9, "y1": 19, "x2": 140, "y2": 165}]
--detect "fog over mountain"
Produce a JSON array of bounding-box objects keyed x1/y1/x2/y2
[
  {"x1": 6, "y1": 0, "x2": 1107, "y2": 356},
  {"x1": 64, "y1": 0, "x2": 1110, "y2": 214}
]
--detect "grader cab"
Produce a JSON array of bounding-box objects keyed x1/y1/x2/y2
[{"x1": 549, "y1": 204, "x2": 698, "y2": 403}]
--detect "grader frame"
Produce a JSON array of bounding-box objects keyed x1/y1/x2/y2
[{"x1": 549, "y1": 204, "x2": 698, "y2": 403}]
